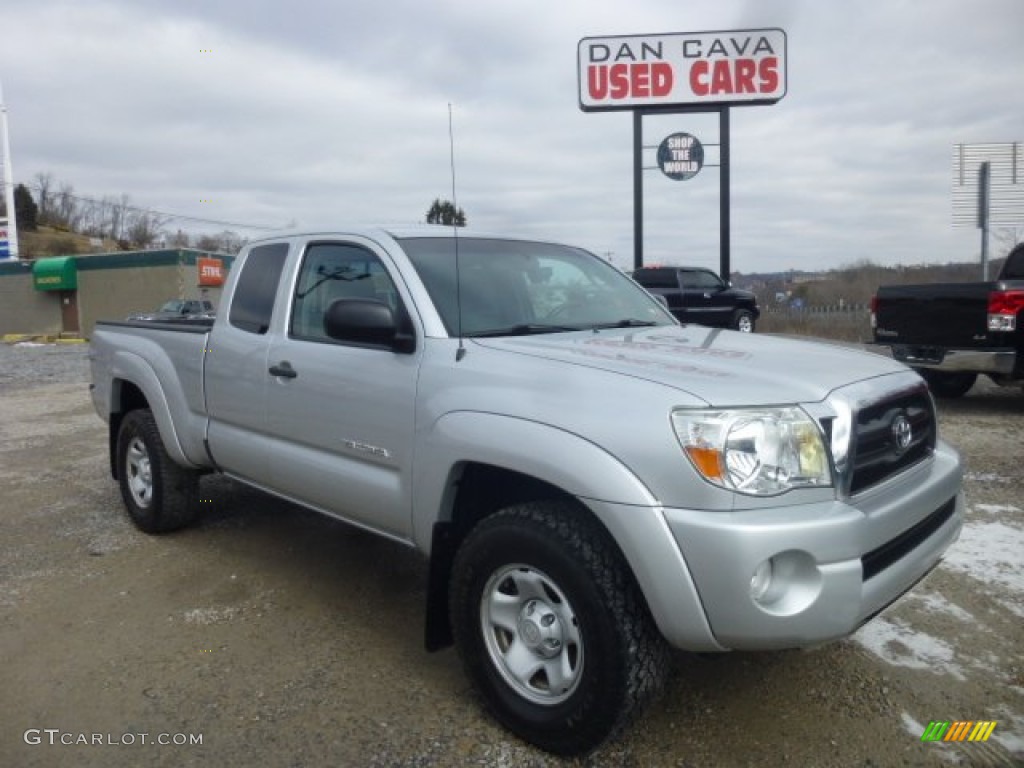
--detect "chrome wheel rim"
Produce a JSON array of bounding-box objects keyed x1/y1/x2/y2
[
  {"x1": 125, "y1": 437, "x2": 153, "y2": 508},
  {"x1": 737, "y1": 315, "x2": 753, "y2": 332},
  {"x1": 480, "y1": 564, "x2": 583, "y2": 706}
]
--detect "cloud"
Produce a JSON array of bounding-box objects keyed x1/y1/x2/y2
[{"x1": 1, "y1": 0, "x2": 1021, "y2": 272}]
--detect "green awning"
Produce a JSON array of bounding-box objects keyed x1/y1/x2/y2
[{"x1": 32, "y1": 257, "x2": 77, "y2": 291}]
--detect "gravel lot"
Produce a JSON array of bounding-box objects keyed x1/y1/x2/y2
[{"x1": 1, "y1": 342, "x2": 1021, "y2": 767}]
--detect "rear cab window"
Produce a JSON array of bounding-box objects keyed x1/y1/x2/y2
[
  {"x1": 229, "y1": 243, "x2": 290, "y2": 334},
  {"x1": 680, "y1": 270, "x2": 724, "y2": 290}
]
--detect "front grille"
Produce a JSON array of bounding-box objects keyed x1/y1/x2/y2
[
  {"x1": 861, "y1": 497, "x2": 956, "y2": 580},
  {"x1": 849, "y1": 387, "x2": 935, "y2": 495}
]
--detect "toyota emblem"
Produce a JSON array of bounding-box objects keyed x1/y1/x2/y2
[{"x1": 891, "y1": 412, "x2": 913, "y2": 454}]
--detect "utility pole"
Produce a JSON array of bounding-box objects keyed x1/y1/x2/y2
[{"x1": 1, "y1": 77, "x2": 19, "y2": 260}]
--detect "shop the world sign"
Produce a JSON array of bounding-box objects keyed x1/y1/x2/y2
[{"x1": 578, "y1": 29, "x2": 787, "y2": 111}]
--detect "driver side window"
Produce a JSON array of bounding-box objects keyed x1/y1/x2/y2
[{"x1": 290, "y1": 243, "x2": 399, "y2": 342}]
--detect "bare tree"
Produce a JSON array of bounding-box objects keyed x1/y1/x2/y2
[
  {"x1": 54, "y1": 182, "x2": 79, "y2": 230},
  {"x1": 168, "y1": 229, "x2": 191, "y2": 248},
  {"x1": 993, "y1": 227, "x2": 1024, "y2": 259},
  {"x1": 34, "y1": 172, "x2": 55, "y2": 225},
  {"x1": 125, "y1": 209, "x2": 165, "y2": 248},
  {"x1": 109, "y1": 193, "x2": 132, "y2": 241},
  {"x1": 194, "y1": 230, "x2": 247, "y2": 254}
]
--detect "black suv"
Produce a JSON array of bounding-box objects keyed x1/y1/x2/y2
[{"x1": 632, "y1": 267, "x2": 760, "y2": 332}]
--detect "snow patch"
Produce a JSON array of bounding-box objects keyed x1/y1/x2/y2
[
  {"x1": 854, "y1": 617, "x2": 966, "y2": 680},
  {"x1": 990, "y1": 709, "x2": 1024, "y2": 756},
  {"x1": 964, "y1": 472, "x2": 1014, "y2": 485},
  {"x1": 907, "y1": 591, "x2": 974, "y2": 623},
  {"x1": 971, "y1": 503, "x2": 1022, "y2": 516},
  {"x1": 183, "y1": 606, "x2": 239, "y2": 625},
  {"x1": 941, "y1": 522, "x2": 1024, "y2": 614}
]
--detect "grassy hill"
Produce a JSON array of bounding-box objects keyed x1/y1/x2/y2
[{"x1": 17, "y1": 226, "x2": 121, "y2": 260}]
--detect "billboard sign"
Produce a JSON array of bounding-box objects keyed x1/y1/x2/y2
[{"x1": 578, "y1": 29, "x2": 787, "y2": 111}]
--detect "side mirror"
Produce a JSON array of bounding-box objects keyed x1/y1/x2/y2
[{"x1": 324, "y1": 298, "x2": 415, "y2": 353}]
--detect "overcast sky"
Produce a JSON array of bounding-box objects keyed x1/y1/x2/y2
[{"x1": 1, "y1": 0, "x2": 1022, "y2": 273}]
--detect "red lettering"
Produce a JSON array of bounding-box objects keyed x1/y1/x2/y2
[
  {"x1": 631, "y1": 64, "x2": 651, "y2": 97},
  {"x1": 609, "y1": 63, "x2": 630, "y2": 99},
  {"x1": 651, "y1": 62, "x2": 673, "y2": 96},
  {"x1": 759, "y1": 57, "x2": 779, "y2": 93},
  {"x1": 734, "y1": 59, "x2": 756, "y2": 94},
  {"x1": 710, "y1": 60, "x2": 732, "y2": 94},
  {"x1": 689, "y1": 60, "x2": 709, "y2": 96},
  {"x1": 588, "y1": 62, "x2": 674, "y2": 101},
  {"x1": 587, "y1": 65, "x2": 608, "y2": 100}
]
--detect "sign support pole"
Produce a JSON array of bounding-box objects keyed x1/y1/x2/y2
[
  {"x1": 978, "y1": 161, "x2": 990, "y2": 281},
  {"x1": 719, "y1": 105, "x2": 731, "y2": 281},
  {"x1": 633, "y1": 110, "x2": 644, "y2": 270},
  {"x1": 632, "y1": 106, "x2": 733, "y2": 280}
]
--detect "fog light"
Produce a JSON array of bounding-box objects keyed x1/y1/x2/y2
[{"x1": 750, "y1": 559, "x2": 774, "y2": 602}]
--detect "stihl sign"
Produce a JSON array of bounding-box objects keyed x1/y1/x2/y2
[
  {"x1": 578, "y1": 29, "x2": 786, "y2": 111},
  {"x1": 197, "y1": 257, "x2": 224, "y2": 286}
]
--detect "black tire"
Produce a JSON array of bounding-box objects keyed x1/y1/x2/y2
[
  {"x1": 116, "y1": 409, "x2": 199, "y2": 533},
  {"x1": 918, "y1": 369, "x2": 977, "y2": 399},
  {"x1": 449, "y1": 501, "x2": 669, "y2": 756},
  {"x1": 732, "y1": 309, "x2": 755, "y2": 332}
]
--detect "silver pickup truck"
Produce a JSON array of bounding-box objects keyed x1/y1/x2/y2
[{"x1": 90, "y1": 227, "x2": 963, "y2": 755}]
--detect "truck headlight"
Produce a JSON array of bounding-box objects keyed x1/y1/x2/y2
[{"x1": 671, "y1": 407, "x2": 832, "y2": 496}]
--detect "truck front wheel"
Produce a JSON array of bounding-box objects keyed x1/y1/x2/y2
[
  {"x1": 449, "y1": 501, "x2": 669, "y2": 756},
  {"x1": 116, "y1": 409, "x2": 199, "y2": 533},
  {"x1": 732, "y1": 309, "x2": 755, "y2": 332}
]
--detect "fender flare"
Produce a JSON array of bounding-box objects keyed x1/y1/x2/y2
[
  {"x1": 108, "y1": 350, "x2": 198, "y2": 469},
  {"x1": 413, "y1": 411, "x2": 659, "y2": 547},
  {"x1": 416, "y1": 412, "x2": 720, "y2": 652}
]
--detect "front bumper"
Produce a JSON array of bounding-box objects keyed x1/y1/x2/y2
[{"x1": 659, "y1": 441, "x2": 963, "y2": 650}]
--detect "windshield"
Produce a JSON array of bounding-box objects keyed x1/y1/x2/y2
[{"x1": 397, "y1": 237, "x2": 675, "y2": 336}]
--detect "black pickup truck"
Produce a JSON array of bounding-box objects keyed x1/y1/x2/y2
[
  {"x1": 632, "y1": 266, "x2": 760, "y2": 332},
  {"x1": 872, "y1": 243, "x2": 1024, "y2": 397}
]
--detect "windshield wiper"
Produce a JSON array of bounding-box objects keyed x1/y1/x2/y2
[
  {"x1": 589, "y1": 319, "x2": 660, "y2": 330},
  {"x1": 465, "y1": 323, "x2": 582, "y2": 338},
  {"x1": 296, "y1": 268, "x2": 371, "y2": 299}
]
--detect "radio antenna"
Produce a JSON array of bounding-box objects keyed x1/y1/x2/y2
[{"x1": 449, "y1": 103, "x2": 466, "y2": 362}]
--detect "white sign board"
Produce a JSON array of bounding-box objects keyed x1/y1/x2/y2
[{"x1": 578, "y1": 29, "x2": 787, "y2": 111}]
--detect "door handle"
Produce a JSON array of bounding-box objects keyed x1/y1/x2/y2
[{"x1": 268, "y1": 361, "x2": 298, "y2": 379}]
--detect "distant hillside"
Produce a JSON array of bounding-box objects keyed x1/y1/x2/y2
[{"x1": 17, "y1": 226, "x2": 122, "y2": 260}]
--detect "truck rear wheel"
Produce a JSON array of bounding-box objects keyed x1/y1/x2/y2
[
  {"x1": 918, "y1": 369, "x2": 977, "y2": 399},
  {"x1": 116, "y1": 409, "x2": 199, "y2": 533},
  {"x1": 449, "y1": 501, "x2": 669, "y2": 756}
]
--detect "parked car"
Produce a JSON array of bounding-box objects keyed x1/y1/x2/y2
[
  {"x1": 631, "y1": 266, "x2": 760, "y2": 331},
  {"x1": 128, "y1": 299, "x2": 215, "y2": 322},
  {"x1": 91, "y1": 228, "x2": 962, "y2": 755},
  {"x1": 872, "y1": 243, "x2": 1024, "y2": 398}
]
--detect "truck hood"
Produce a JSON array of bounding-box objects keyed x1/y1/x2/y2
[{"x1": 472, "y1": 326, "x2": 907, "y2": 407}]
